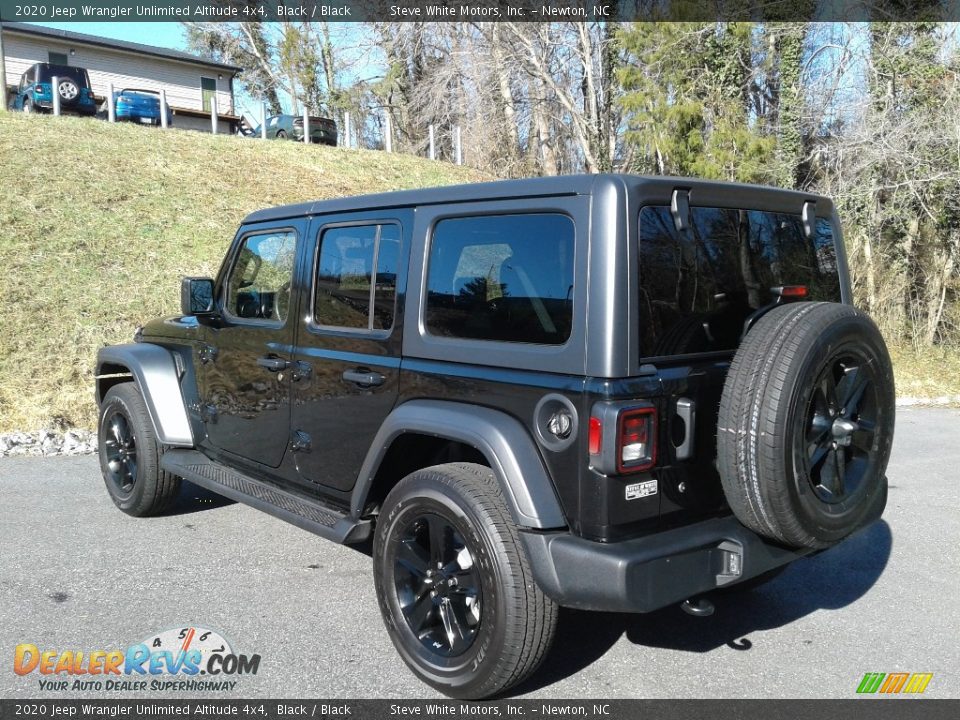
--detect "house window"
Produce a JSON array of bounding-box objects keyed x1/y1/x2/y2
[
  {"x1": 48, "y1": 52, "x2": 68, "y2": 65},
  {"x1": 201, "y1": 77, "x2": 217, "y2": 112}
]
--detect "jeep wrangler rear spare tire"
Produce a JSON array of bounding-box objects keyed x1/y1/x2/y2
[
  {"x1": 98, "y1": 383, "x2": 181, "y2": 516},
  {"x1": 373, "y1": 462, "x2": 557, "y2": 699},
  {"x1": 717, "y1": 302, "x2": 894, "y2": 549}
]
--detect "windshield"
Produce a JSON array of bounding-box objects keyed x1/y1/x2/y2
[{"x1": 638, "y1": 205, "x2": 841, "y2": 358}]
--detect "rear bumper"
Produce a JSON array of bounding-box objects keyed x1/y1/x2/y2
[{"x1": 520, "y1": 516, "x2": 814, "y2": 613}]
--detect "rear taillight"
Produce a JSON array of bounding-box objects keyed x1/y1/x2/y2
[
  {"x1": 617, "y1": 407, "x2": 656, "y2": 473},
  {"x1": 589, "y1": 402, "x2": 657, "y2": 475},
  {"x1": 588, "y1": 417, "x2": 603, "y2": 455}
]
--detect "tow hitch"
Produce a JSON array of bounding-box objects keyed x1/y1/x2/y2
[{"x1": 680, "y1": 596, "x2": 715, "y2": 617}]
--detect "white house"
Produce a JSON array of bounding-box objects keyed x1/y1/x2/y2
[{"x1": 1, "y1": 22, "x2": 242, "y2": 133}]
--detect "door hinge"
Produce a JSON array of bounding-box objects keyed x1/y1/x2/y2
[
  {"x1": 292, "y1": 361, "x2": 312, "y2": 382},
  {"x1": 199, "y1": 344, "x2": 218, "y2": 365},
  {"x1": 200, "y1": 404, "x2": 218, "y2": 423},
  {"x1": 290, "y1": 430, "x2": 312, "y2": 453}
]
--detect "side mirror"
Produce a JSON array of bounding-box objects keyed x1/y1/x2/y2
[{"x1": 181, "y1": 277, "x2": 215, "y2": 315}]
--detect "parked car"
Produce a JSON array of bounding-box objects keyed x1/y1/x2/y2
[
  {"x1": 12, "y1": 63, "x2": 97, "y2": 116},
  {"x1": 253, "y1": 113, "x2": 338, "y2": 145},
  {"x1": 95, "y1": 175, "x2": 894, "y2": 699},
  {"x1": 108, "y1": 88, "x2": 173, "y2": 127}
]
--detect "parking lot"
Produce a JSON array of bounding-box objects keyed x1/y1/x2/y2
[{"x1": 1, "y1": 407, "x2": 957, "y2": 699}]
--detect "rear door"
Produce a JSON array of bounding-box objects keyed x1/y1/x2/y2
[
  {"x1": 637, "y1": 204, "x2": 843, "y2": 524},
  {"x1": 195, "y1": 221, "x2": 305, "y2": 468},
  {"x1": 289, "y1": 211, "x2": 411, "y2": 491}
]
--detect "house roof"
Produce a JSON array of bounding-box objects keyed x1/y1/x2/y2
[{"x1": 0, "y1": 21, "x2": 243, "y2": 73}]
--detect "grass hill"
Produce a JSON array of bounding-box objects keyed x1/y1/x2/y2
[
  {"x1": 0, "y1": 112, "x2": 487, "y2": 432},
  {"x1": 1, "y1": 112, "x2": 957, "y2": 435}
]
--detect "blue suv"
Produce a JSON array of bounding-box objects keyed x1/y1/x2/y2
[{"x1": 13, "y1": 63, "x2": 97, "y2": 116}]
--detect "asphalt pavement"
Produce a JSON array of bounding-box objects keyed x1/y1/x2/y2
[{"x1": 1, "y1": 407, "x2": 957, "y2": 700}]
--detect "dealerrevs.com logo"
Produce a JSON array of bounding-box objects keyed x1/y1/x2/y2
[{"x1": 13, "y1": 626, "x2": 260, "y2": 692}]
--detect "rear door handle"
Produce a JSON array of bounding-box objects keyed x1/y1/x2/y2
[
  {"x1": 342, "y1": 368, "x2": 385, "y2": 387},
  {"x1": 257, "y1": 356, "x2": 290, "y2": 372}
]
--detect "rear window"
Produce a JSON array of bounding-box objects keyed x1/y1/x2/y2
[
  {"x1": 425, "y1": 214, "x2": 574, "y2": 345},
  {"x1": 36, "y1": 66, "x2": 89, "y2": 86},
  {"x1": 638, "y1": 206, "x2": 841, "y2": 358}
]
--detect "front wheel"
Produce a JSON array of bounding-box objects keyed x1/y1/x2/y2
[
  {"x1": 98, "y1": 383, "x2": 181, "y2": 516},
  {"x1": 373, "y1": 463, "x2": 557, "y2": 699}
]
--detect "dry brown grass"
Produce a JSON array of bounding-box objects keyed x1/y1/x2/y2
[{"x1": 0, "y1": 112, "x2": 487, "y2": 432}]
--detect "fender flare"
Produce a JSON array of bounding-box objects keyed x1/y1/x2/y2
[
  {"x1": 352, "y1": 399, "x2": 567, "y2": 530},
  {"x1": 95, "y1": 343, "x2": 193, "y2": 447}
]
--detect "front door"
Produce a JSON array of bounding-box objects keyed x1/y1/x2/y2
[
  {"x1": 289, "y1": 213, "x2": 409, "y2": 491},
  {"x1": 196, "y1": 222, "x2": 304, "y2": 468}
]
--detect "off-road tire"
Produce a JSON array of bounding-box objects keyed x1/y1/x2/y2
[
  {"x1": 717, "y1": 302, "x2": 894, "y2": 549},
  {"x1": 373, "y1": 462, "x2": 557, "y2": 699},
  {"x1": 98, "y1": 383, "x2": 181, "y2": 516}
]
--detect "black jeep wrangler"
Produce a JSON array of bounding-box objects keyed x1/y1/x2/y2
[{"x1": 95, "y1": 175, "x2": 894, "y2": 698}]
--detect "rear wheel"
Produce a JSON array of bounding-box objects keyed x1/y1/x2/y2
[
  {"x1": 717, "y1": 302, "x2": 894, "y2": 549},
  {"x1": 23, "y1": 99, "x2": 35, "y2": 114},
  {"x1": 373, "y1": 462, "x2": 557, "y2": 699},
  {"x1": 276, "y1": 129, "x2": 287, "y2": 139},
  {"x1": 98, "y1": 383, "x2": 181, "y2": 516}
]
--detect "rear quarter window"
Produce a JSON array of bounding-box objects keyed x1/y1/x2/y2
[
  {"x1": 425, "y1": 214, "x2": 574, "y2": 345},
  {"x1": 638, "y1": 206, "x2": 841, "y2": 358}
]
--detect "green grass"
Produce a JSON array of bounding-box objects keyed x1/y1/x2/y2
[
  {"x1": 2, "y1": 113, "x2": 958, "y2": 433},
  {"x1": 888, "y1": 345, "x2": 960, "y2": 401},
  {"x1": 0, "y1": 112, "x2": 488, "y2": 432}
]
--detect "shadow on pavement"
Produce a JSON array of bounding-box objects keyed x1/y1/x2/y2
[
  {"x1": 162, "y1": 480, "x2": 236, "y2": 515},
  {"x1": 513, "y1": 519, "x2": 892, "y2": 695}
]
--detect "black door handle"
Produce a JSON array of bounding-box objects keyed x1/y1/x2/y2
[
  {"x1": 257, "y1": 356, "x2": 290, "y2": 372},
  {"x1": 342, "y1": 368, "x2": 385, "y2": 387}
]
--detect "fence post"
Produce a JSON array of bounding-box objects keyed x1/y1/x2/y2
[
  {"x1": 384, "y1": 112, "x2": 392, "y2": 153},
  {"x1": 107, "y1": 82, "x2": 115, "y2": 122},
  {"x1": 429, "y1": 125, "x2": 435, "y2": 160},
  {"x1": 261, "y1": 102, "x2": 267, "y2": 139},
  {"x1": 343, "y1": 111, "x2": 351, "y2": 149},
  {"x1": 52, "y1": 76, "x2": 60, "y2": 116},
  {"x1": 210, "y1": 95, "x2": 218, "y2": 134},
  {"x1": 303, "y1": 106, "x2": 310, "y2": 144},
  {"x1": 159, "y1": 89, "x2": 168, "y2": 129},
  {"x1": 455, "y1": 126, "x2": 462, "y2": 165}
]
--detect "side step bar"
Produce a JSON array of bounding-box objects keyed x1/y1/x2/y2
[{"x1": 161, "y1": 449, "x2": 371, "y2": 544}]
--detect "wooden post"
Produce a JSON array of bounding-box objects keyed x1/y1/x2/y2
[
  {"x1": 210, "y1": 95, "x2": 218, "y2": 134},
  {"x1": 261, "y1": 102, "x2": 267, "y2": 139},
  {"x1": 384, "y1": 112, "x2": 392, "y2": 153},
  {"x1": 429, "y1": 125, "x2": 435, "y2": 160},
  {"x1": 455, "y1": 126, "x2": 462, "y2": 165},
  {"x1": 0, "y1": 24, "x2": 8, "y2": 111},
  {"x1": 159, "y1": 89, "x2": 168, "y2": 129},
  {"x1": 52, "y1": 76, "x2": 60, "y2": 116},
  {"x1": 107, "y1": 82, "x2": 115, "y2": 122},
  {"x1": 303, "y1": 106, "x2": 310, "y2": 144}
]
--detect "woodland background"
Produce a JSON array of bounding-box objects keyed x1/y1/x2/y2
[{"x1": 186, "y1": 20, "x2": 960, "y2": 356}]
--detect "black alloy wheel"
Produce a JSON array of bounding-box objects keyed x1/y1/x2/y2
[
  {"x1": 392, "y1": 511, "x2": 482, "y2": 657},
  {"x1": 801, "y1": 354, "x2": 880, "y2": 504},
  {"x1": 103, "y1": 410, "x2": 139, "y2": 496}
]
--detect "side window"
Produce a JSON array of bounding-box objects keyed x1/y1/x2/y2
[
  {"x1": 225, "y1": 230, "x2": 297, "y2": 324},
  {"x1": 314, "y1": 223, "x2": 399, "y2": 332},
  {"x1": 425, "y1": 214, "x2": 574, "y2": 345}
]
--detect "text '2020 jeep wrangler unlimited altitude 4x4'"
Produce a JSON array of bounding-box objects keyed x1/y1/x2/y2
[{"x1": 95, "y1": 175, "x2": 894, "y2": 698}]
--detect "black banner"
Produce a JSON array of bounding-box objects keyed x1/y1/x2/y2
[
  {"x1": 1, "y1": 700, "x2": 959, "y2": 720},
  {"x1": 0, "y1": 0, "x2": 957, "y2": 23}
]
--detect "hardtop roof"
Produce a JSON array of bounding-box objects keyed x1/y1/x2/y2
[{"x1": 242, "y1": 174, "x2": 832, "y2": 225}]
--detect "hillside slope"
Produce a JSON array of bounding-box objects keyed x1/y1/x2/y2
[{"x1": 0, "y1": 112, "x2": 488, "y2": 432}]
